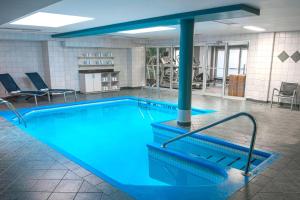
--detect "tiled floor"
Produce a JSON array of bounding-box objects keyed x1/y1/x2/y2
[{"x1": 0, "y1": 88, "x2": 300, "y2": 200}]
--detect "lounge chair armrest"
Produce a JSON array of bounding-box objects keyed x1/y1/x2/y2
[
  {"x1": 10, "y1": 90, "x2": 21, "y2": 94},
  {"x1": 272, "y1": 88, "x2": 279, "y2": 95},
  {"x1": 40, "y1": 88, "x2": 49, "y2": 92}
]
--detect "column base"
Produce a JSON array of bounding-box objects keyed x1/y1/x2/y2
[
  {"x1": 177, "y1": 121, "x2": 191, "y2": 127},
  {"x1": 177, "y1": 109, "x2": 191, "y2": 127}
]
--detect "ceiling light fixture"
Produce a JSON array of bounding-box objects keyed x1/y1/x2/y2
[
  {"x1": 119, "y1": 26, "x2": 176, "y2": 34},
  {"x1": 10, "y1": 12, "x2": 93, "y2": 28},
  {"x1": 243, "y1": 26, "x2": 266, "y2": 32}
]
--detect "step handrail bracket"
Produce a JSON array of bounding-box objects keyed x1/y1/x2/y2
[
  {"x1": 0, "y1": 98, "x2": 27, "y2": 127},
  {"x1": 161, "y1": 112, "x2": 257, "y2": 176}
]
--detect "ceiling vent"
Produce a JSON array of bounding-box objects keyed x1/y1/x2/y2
[{"x1": 213, "y1": 20, "x2": 240, "y2": 26}]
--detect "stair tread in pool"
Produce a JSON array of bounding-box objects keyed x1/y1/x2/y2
[
  {"x1": 188, "y1": 151, "x2": 258, "y2": 171},
  {"x1": 167, "y1": 137, "x2": 265, "y2": 171}
]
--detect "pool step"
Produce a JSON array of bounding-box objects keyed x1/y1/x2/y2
[
  {"x1": 191, "y1": 153, "x2": 256, "y2": 170},
  {"x1": 147, "y1": 143, "x2": 227, "y2": 182}
]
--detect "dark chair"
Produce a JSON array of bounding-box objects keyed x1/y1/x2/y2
[
  {"x1": 25, "y1": 72, "x2": 77, "y2": 102},
  {"x1": 271, "y1": 82, "x2": 298, "y2": 110},
  {"x1": 0, "y1": 73, "x2": 50, "y2": 105}
]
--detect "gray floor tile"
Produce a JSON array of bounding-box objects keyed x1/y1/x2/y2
[
  {"x1": 63, "y1": 170, "x2": 82, "y2": 180},
  {"x1": 54, "y1": 180, "x2": 83, "y2": 193},
  {"x1": 79, "y1": 181, "x2": 103, "y2": 193},
  {"x1": 252, "y1": 192, "x2": 286, "y2": 200},
  {"x1": 239, "y1": 183, "x2": 263, "y2": 199},
  {"x1": 250, "y1": 175, "x2": 272, "y2": 187},
  {"x1": 72, "y1": 167, "x2": 91, "y2": 178},
  {"x1": 31, "y1": 179, "x2": 60, "y2": 192},
  {"x1": 0, "y1": 192, "x2": 20, "y2": 200},
  {"x1": 50, "y1": 162, "x2": 68, "y2": 170},
  {"x1": 261, "y1": 181, "x2": 299, "y2": 193},
  {"x1": 17, "y1": 192, "x2": 51, "y2": 200},
  {"x1": 283, "y1": 193, "x2": 300, "y2": 200},
  {"x1": 41, "y1": 169, "x2": 68, "y2": 179},
  {"x1": 20, "y1": 169, "x2": 47, "y2": 179},
  {"x1": 6, "y1": 179, "x2": 37, "y2": 192},
  {"x1": 84, "y1": 174, "x2": 104, "y2": 185},
  {"x1": 74, "y1": 192, "x2": 102, "y2": 200},
  {"x1": 48, "y1": 192, "x2": 76, "y2": 200}
]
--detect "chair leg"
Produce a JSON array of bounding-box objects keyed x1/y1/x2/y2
[
  {"x1": 74, "y1": 91, "x2": 77, "y2": 101},
  {"x1": 291, "y1": 97, "x2": 294, "y2": 111},
  {"x1": 47, "y1": 92, "x2": 51, "y2": 102},
  {"x1": 34, "y1": 95, "x2": 38, "y2": 105},
  {"x1": 295, "y1": 95, "x2": 299, "y2": 110},
  {"x1": 271, "y1": 95, "x2": 274, "y2": 108},
  {"x1": 63, "y1": 92, "x2": 67, "y2": 102}
]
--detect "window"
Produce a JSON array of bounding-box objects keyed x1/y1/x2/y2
[
  {"x1": 228, "y1": 48, "x2": 240, "y2": 75},
  {"x1": 240, "y1": 49, "x2": 248, "y2": 74},
  {"x1": 228, "y1": 46, "x2": 248, "y2": 76},
  {"x1": 216, "y1": 49, "x2": 225, "y2": 78}
]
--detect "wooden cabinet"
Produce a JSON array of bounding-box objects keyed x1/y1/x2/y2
[
  {"x1": 228, "y1": 75, "x2": 246, "y2": 97},
  {"x1": 80, "y1": 73, "x2": 102, "y2": 93},
  {"x1": 79, "y1": 72, "x2": 120, "y2": 93}
]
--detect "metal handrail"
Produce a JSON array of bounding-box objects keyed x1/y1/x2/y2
[
  {"x1": 161, "y1": 112, "x2": 257, "y2": 176},
  {"x1": 0, "y1": 98, "x2": 27, "y2": 127}
]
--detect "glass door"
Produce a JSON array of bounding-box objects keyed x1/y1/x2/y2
[
  {"x1": 204, "y1": 46, "x2": 226, "y2": 96},
  {"x1": 203, "y1": 44, "x2": 248, "y2": 98},
  {"x1": 226, "y1": 46, "x2": 248, "y2": 97},
  {"x1": 158, "y1": 47, "x2": 172, "y2": 89},
  {"x1": 145, "y1": 48, "x2": 158, "y2": 87}
]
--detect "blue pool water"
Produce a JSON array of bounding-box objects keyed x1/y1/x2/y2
[{"x1": 1, "y1": 97, "x2": 275, "y2": 200}]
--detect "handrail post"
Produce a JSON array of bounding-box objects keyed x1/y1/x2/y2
[
  {"x1": 0, "y1": 99, "x2": 27, "y2": 127},
  {"x1": 161, "y1": 112, "x2": 257, "y2": 176},
  {"x1": 243, "y1": 114, "x2": 257, "y2": 176}
]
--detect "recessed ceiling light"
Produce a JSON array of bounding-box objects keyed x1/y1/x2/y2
[
  {"x1": 243, "y1": 26, "x2": 266, "y2": 32},
  {"x1": 119, "y1": 26, "x2": 176, "y2": 34},
  {"x1": 10, "y1": 12, "x2": 93, "y2": 28}
]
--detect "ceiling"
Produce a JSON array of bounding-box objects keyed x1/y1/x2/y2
[{"x1": 1, "y1": 0, "x2": 300, "y2": 39}]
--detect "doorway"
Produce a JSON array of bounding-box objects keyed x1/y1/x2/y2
[{"x1": 203, "y1": 43, "x2": 248, "y2": 98}]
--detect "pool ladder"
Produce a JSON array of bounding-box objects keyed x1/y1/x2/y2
[
  {"x1": 161, "y1": 112, "x2": 257, "y2": 176},
  {"x1": 139, "y1": 84, "x2": 161, "y2": 100},
  {"x1": 0, "y1": 98, "x2": 27, "y2": 127}
]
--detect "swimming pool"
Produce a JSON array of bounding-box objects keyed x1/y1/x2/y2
[{"x1": 1, "y1": 97, "x2": 276, "y2": 200}]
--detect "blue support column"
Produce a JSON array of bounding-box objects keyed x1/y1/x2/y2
[{"x1": 177, "y1": 18, "x2": 194, "y2": 126}]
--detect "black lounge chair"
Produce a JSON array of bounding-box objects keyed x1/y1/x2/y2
[
  {"x1": 271, "y1": 82, "x2": 298, "y2": 111},
  {"x1": 25, "y1": 72, "x2": 77, "y2": 102},
  {"x1": 0, "y1": 73, "x2": 50, "y2": 105}
]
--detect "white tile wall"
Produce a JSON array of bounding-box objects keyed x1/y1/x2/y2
[
  {"x1": 127, "y1": 47, "x2": 146, "y2": 87},
  {"x1": 269, "y1": 31, "x2": 300, "y2": 103},
  {"x1": 0, "y1": 40, "x2": 45, "y2": 97},
  {"x1": 0, "y1": 35, "x2": 147, "y2": 97},
  {"x1": 44, "y1": 40, "x2": 132, "y2": 91}
]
